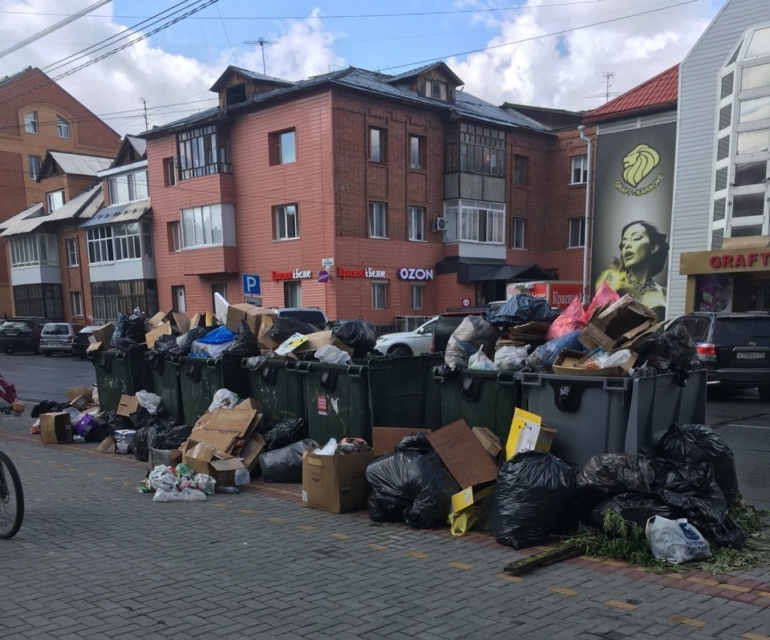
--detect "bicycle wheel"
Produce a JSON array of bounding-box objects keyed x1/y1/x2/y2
[{"x1": 0, "y1": 451, "x2": 24, "y2": 539}]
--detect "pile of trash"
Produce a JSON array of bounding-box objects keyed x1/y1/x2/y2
[{"x1": 146, "y1": 463, "x2": 217, "y2": 502}]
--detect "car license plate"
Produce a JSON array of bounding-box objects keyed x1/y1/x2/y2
[
  {"x1": 4, "y1": 332, "x2": 18, "y2": 337},
  {"x1": 737, "y1": 352, "x2": 765, "y2": 360}
]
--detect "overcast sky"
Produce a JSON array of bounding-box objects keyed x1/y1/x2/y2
[{"x1": 0, "y1": 0, "x2": 724, "y2": 135}]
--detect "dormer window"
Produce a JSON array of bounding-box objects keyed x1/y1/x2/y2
[
  {"x1": 427, "y1": 79, "x2": 448, "y2": 101},
  {"x1": 225, "y1": 83, "x2": 247, "y2": 106}
]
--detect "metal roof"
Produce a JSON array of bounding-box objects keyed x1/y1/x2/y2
[
  {"x1": 48, "y1": 152, "x2": 113, "y2": 176},
  {"x1": 79, "y1": 199, "x2": 151, "y2": 228},
  {"x1": 0, "y1": 185, "x2": 103, "y2": 237}
]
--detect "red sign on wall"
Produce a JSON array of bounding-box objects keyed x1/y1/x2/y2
[{"x1": 271, "y1": 269, "x2": 313, "y2": 281}]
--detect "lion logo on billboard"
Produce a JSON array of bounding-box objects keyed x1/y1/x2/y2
[{"x1": 622, "y1": 144, "x2": 660, "y2": 187}]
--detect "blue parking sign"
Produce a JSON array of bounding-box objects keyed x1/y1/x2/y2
[{"x1": 242, "y1": 273, "x2": 261, "y2": 295}]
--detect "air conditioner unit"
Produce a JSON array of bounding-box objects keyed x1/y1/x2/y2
[{"x1": 432, "y1": 217, "x2": 448, "y2": 232}]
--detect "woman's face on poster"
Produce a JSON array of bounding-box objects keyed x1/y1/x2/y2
[{"x1": 620, "y1": 223, "x2": 655, "y2": 270}]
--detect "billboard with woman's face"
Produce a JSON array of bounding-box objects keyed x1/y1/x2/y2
[{"x1": 591, "y1": 122, "x2": 676, "y2": 321}]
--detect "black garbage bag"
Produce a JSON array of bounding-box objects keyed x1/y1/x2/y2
[
  {"x1": 147, "y1": 334, "x2": 177, "y2": 373},
  {"x1": 259, "y1": 439, "x2": 318, "y2": 482},
  {"x1": 84, "y1": 417, "x2": 111, "y2": 443},
  {"x1": 111, "y1": 312, "x2": 147, "y2": 349},
  {"x1": 484, "y1": 294, "x2": 555, "y2": 326},
  {"x1": 394, "y1": 432, "x2": 433, "y2": 454},
  {"x1": 245, "y1": 353, "x2": 274, "y2": 371},
  {"x1": 524, "y1": 331, "x2": 585, "y2": 371},
  {"x1": 592, "y1": 493, "x2": 682, "y2": 529},
  {"x1": 224, "y1": 320, "x2": 260, "y2": 357},
  {"x1": 132, "y1": 413, "x2": 178, "y2": 462},
  {"x1": 168, "y1": 327, "x2": 207, "y2": 358},
  {"x1": 489, "y1": 451, "x2": 573, "y2": 549},
  {"x1": 31, "y1": 400, "x2": 69, "y2": 418},
  {"x1": 154, "y1": 424, "x2": 193, "y2": 450},
  {"x1": 656, "y1": 423, "x2": 740, "y2": 508},
  {"x1": 263, "y1": 418, "x2": 307, "y2": 451},
  {"x1": 269, "y1": 317, "x2": 318, "y2": 344},
  {"x1": 366, "y1": 451, "x2": 459, "y2": 529},
  {"x1": 444, "y1": 316, "x2": 500, "y2": 370},
  {"x1": 710, "y1": 515, "x2": 748, "y2": 551},
  {"x1": 103, "y1": 410, "x2": 134, "y2": 434},
  {"x1": 331, "y1": 320, "x2": 377, "y2": 354},
  {"x1": 576, "y1": 453, "x2": 657, "y2": 499},
  {"x1": 636, "y1": 325, "x2": 698, "y2": 384}
]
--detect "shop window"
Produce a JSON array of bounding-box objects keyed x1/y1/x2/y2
[
  {"x1": 284, "y1": 281, "x2": 302, "y2": 307},
  {"x1": 568, "y1": 217, "x2": 585, "y2": 248},
  {"x1": 177, "y1": 124, "x2": 231, "y2": 180},
  {"x1": 57, "y1": 116, "x2": 70, "y2": 139},
  {"x1": 410, "y1": 284, "x2": 423, "y2": 310},
  {"x1": 28, "y1": 155, "x2": 41, "y2": 180},
  {"x1": 369, "y1": 202, "x2": 388, "y2": 239},
  {"x1": 274, "y1": 204, "x2": 299, "y2": 240},
  {"x1": 181, "y1": 205, "x2": 223, "y2": 247},
  {"x1": 46, "y1": 190, "x2": 64, "y2": 213},
  {"x1": 371, "y1": 282, "x2": 387, "y2": 310},
  {"x1": 164, "y1": 158, "x2": 177, "y2": 186},
  {"x1": 66, "y1": 239, "x2": 78, "y2": 266},
  {"x1": 408, "y1": 206, "x2": 425, "y2": 241},
  {"x1": 511, "y1": 218, "x2": 525, "y2": 249},
  {"x1": 70, "y1": 291, "x2": 83, "y2": 317},
  {"x1": 24, "y1": 112, "x2": 37, "y2": 134},
  {"x1": 269, "y1": 128, "x2": 296, "y2": 165},
  {"x1": 514, "y1": 155, "x2": 528, "y2": 185},
  {"x1": 369, "y1": 128, "x2": 386, "y2": 163},
  {"x1": 571, "y1": 155, "x2": 588, "y2": 184},
  {"x1": 410, "y1": 136, "x2": 424, "y2": 169}
]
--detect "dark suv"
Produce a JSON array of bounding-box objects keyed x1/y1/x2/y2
[
  {"x1": 0, "y1": 317, "x2": 49, "y2": 354},
  {"x1": 669, "y1": 312, "x2": 770, "y2": 399}
]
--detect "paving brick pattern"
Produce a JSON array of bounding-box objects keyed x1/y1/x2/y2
[{"x1": 1, "y1": 418, "x2": 770, "y2": 640}]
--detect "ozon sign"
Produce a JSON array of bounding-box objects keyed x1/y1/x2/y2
[
  {"x1": 398, "y1": 268, "x2": 434, "y2": 281},
  {"x1": 271, "y1": 269, "x2": 313, "y2": 281}
]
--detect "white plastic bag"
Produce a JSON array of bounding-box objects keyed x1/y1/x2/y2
[
  {"x1": 149, "y1": 465, "x2": 177, "y2": 492},
  {"x1": 315, "y1": 344, "x2": 352, "y2": 365},
  {"x1": 234, "y1": 468, "x2": 251, "y2": 486},
  {"x1": 136, "y1": 390, "x2": 163, "y2": 415},
  {"x1": 314, "y1": 437, "x2": 337, "y2": 455},
  {"x1": 494, "y1": 344, "x2": 529, "y2": 371},
  {"x1": 153, "y1": 487, "x2": 207, "y2": 502},
  {"x1": 645, "y1": 516, "x2": 711, "y2": 564},
  {"x1": 194, "y1": 473, "x2": 217, "y2": 495},
  {"x1": 469, "y1": 347, "x2": 495, "y2": 371},
  {"x1": 208, "y1": 389, "x2": 240, "y2": 412}
]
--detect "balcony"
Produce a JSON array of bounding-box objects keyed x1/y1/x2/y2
[
  {"x1": 182, "y1": 245, "x2": 239, "y2": 276},
  {"x1": 442, "y1": 199, "x2": 507, "y2": 261}
]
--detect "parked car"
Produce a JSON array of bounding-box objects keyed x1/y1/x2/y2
[
  {"x1": 374, "y1": 316, "x2": 439, "y2": 357},
  {"x1": 273, "y1": 307, "x2": 329, "y2": 329},
  {"x1": 39, "y1": 322, "x2": 86, "y2": 356},
  {"x1": 0, "y1": 317, "x2": 49, "y2": 354},
  {"x1": 669, "y1": 311, "x2": 770, "y2": 399},
  {"x1": 72, "y1": 326, "x2": 99, "y2": 359}
]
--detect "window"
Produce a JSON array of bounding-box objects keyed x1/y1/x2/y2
[
  {"x1": 274, "y1": 204, "x2": 299, "y2": 240},
  {"x1": 571, "y1": 155, "x2": 588, "y2": 184},
  {"x1": 458, "y1": 123, "x2": 505, "y2": 176},
  {"x1": 168, "y1": 221, "x2": 181, "y2": 252},
  {"x1": 57, "y1": 116, "x2": 70, "y2": 139},
  {"x1": 142, "y1": 222, "x2": 153, "y2": 258},
  {"x1": 113, "y1": 223, "x2": 142, "y2": 261},
  {"x1": 212, "y1": 284, "x2": 227, "y2": 308},
  {"x1": 369, "y1": 128, "x2": 386, "y2": 163},
  {"x1": 410, "y1": 284, "x2": 423, "y2": 310},
  {"x1": 511, "y1": 218, "x2": 525, "y2": 249},
  {"x1": 46, "y1": 190, "x2": 64, "y2": 213},
  {"x1": 66, "y1": 239, "x2": 78, "y2": 266},
  {"x1": 13, "y1": 284, "x2": 63, "y2": 320},
  {"x1": 172, "y1": 285, "x2": 186, "y2": 314},
  {"x1": 371, "y1": 282, "x2": 387, "y2": 309},
  {"x1": 225, "y1": 83, "x2": 247, "y2": 106},
  {"x1": 408, "y1": 206, "x2": 425, "y2": 241},
  {"x1": 9, "y1": 235, "x2": 58, "y2": 267},
  {"x1": 568, "y1": 217, "x2": 585, "y2": 248},
  {"x1": 70, "y1": 291, "x2": 83, "y2": 317},
  {"x1": 368, "y1": 202, "x2": 388, "y2": 238},
  {"x1": 427, "y1": 79, "x2": 447, "y2": 101},
  {"x1": 87, "y1": 227, "x2": 114, "y2": 264},
  {"x1": 24, "y1": 112, "x2": 37, "y2": 134},
  {"x1": 514, "y1": 155, "x2": 528, "y2": 185},
  {"x1": 181, "y1": 205, "x2": 223, "y2": 248},
  {"x1": 28, "y1": 155, "x2": 41, "y2": 180},
  {"x1": 269, "y1": 128, "x2": 296, "y2": 165},
  {"x1": 443, "y1": 201, "x2": 506, "y2": 244},
  {"x1": 177, "y1": 124, "x2": 231, "y2": 180},
  {"x1": 109, "y1": 171, "x2": 149, "y2": 205},
  {"x1": 92, "y1": 280, "x2": 156, "y2": 320},
  {"x1": 410, "y1": 136, "x2": 424, "y2": 169},
  {"x1": 284, "y1": 281, "x2": 302, "y2": 307},
  {"x1": 164, "y1": 157, "x2": 177, "y2": 186}
]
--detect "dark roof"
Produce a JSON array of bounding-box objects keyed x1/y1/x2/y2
[
  {"x1": 109, "y1": 135, "x2": 146, "y2": 169},
  {"x1": 435, "y1": 257, "x2": 555, "y2": 283},
  {"x1": 386, "y1": 61, "x2": 464, "y2": 87},
  {"x1": 583, "y1": 65, "x2": 679, "y2": 125},
  {"x1": 210, "y1": 65, "x2": 296, "y2": 92},
  {"x1": 0, "y1": 66, "x2": 37, "y2": 88},
  {"x1": 145, "y1": 63, "x2": 551, "y2": 137}
]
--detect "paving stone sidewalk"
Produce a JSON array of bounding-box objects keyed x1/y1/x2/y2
[{"x1": 1, "y1": 417, "x2": 769, "y2": 640}]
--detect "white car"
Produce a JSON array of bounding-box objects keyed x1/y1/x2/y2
[{"x1": 374, "y1": 316, "x2": 439, "y2": 357}]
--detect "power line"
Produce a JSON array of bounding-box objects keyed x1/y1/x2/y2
[{"x1": 215, "y1": 3, "x2": 238, "y2": 66}]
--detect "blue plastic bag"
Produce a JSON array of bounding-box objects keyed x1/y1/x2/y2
[{"x1": 194, "y1": 326, "x2": 236, "y2": 344}]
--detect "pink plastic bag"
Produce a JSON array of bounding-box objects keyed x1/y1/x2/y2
[
  {"x1": 585, "y1": 282, "x2": 621, "y2": 321},
  {"x1": 546, "y1": 296, "x2": 586, "y2": 341}
]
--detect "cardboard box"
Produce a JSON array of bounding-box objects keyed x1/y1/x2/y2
[
  {"x1": 97, "y1": 436, "x2": 115, "y2": 453},
  {"x1": 472, "y1": 426, "x2": 502, "y2": 459},
  {"x1": 506, "y1": 408, "x2": 541, "y2": 460},
  {"x1": 516, "y1": 423, "x2": 557, "y2": 455},
  {"x1": 180, "y1": 439, "x2": 246, "y2": 486},
  {"x1": 372, "y1": 426, "x2": 421, "y2": 456},
  {"x1": 40, "y1": 413, "x2": 73, "y2": 444},
  {"x1": 427, "y1": 419, "x2": 499, "y2": 490},
  {"x1": 552, "y1": 349, "x2": 636, "y2": 378},
  {"x1": 89, "y1": 323, "x2": 115, "y2": 347},
  {"x1": 293, "y1": 331, "x2": 354, "y2": 356},
  {"x1": 240, "y1": 433, "x2": 266, "y2": 472},
  {"x1": 579, "y1": 295, "x2": 658, "y2": 352},
  {"x1": 173, "y1": 312, "x2": 191, "y2": 334},
  {"x1": 86, "y1": 341, "x2": 106, "y2": 353},
  {"x1": 146, "y1": 311, "x2": 173, "y2": 330},
  {"x1": 450, "y1": 483, "x2": 496, "y2": 514},
  {"x1": 225, "y1": 304, "x2": 267, "y2": 334},
  {"x1": 67, "y1": 385, "x2": 94, "y2": 410},
  {"x1": 301, "y1": 449, "x2": 374, "y2": 513},
  {"x1": 145, "y1": 321, "x2": 173, "y2": 349},
  {"x1": 192, "y1": 406, "x2": 261, "y2": 454},
  {"x1": 116, "y1": 394, "x2": 141, "y2": 417}
]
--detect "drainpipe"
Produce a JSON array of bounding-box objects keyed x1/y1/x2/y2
[{"x1": 578, "y1": 125, "x2": 593, "y2": 304}]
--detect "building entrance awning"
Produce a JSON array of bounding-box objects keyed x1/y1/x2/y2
[{"x1": 435, "y1": 257, "x2": 555, "y2": 284}]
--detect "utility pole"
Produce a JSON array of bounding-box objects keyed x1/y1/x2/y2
[
  {"x1": 244, "y1": 38, "x2": 274, "y2": 75},
  {"x1": 140, "y1": 97, "x2": 148, "y2": 131}
]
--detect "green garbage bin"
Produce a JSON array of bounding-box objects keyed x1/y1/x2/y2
[
  {"x1": 436, "y1": 369, "x2": 519, "y2": 442},
  {"x1": 178, "y1": 355, "x2": 249, "y2": 427},
  {"x1": 242, "y1": 358, "x2": 306, "y2": 426},
  {"x1": 145, "y1": 354, "x2": 183, "y2": 422},
  {"x1": 299, "y1": 361, "x2": 370, "y2": 445},
  {"x1": 89, "y1": 346, "x2": 154, "y2": 413}
]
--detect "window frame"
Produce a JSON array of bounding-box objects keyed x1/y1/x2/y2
[
  {"x1": 164, "y1": 157, "x2": 177, "y2": 186},
  {"x1": 409, "y1": 135, "x2": 425, "y2": 169},
  {"x1": 458, "y1": 123, "x2": 505, "y2": 177},
  {"x1": 46, "y1": 189, "x2": 65, "y2": 213},
  {"x1": 371, "y1": 281, "x2": 388, "y2": 310},
  {"x1": 408, "y1": 206, "x2": 425, "y2": 242},
  {"x1": 211, "y1": 283, "x2": 228, "y2": 308},
  {"x1": 368, "y1": 202, "x2": 388, "y2": 239},
  {"x1": 410, "y1": 284, "x2": 424, "y2": 310},
  {"x1": 513, "y1": 155, "x2": 528, "y2": 185},
  {"x1": 66, "y1": 238, "x2": 78, "y2": 267},
  {"x1": 86, "y1": 226, "x2": 115, "y2": 264},
  {"x1": 109, "y1": 171, "x2": 149, "y2": 205},
  {"x1": 568, "y1": 217, "x2": 586, "y2": 248},
  {"x1": 284, "y1": 281, "x2": 302, "y2": 307},
  {"x1": 168, "y1": 221, "x2": 182, "y2": 252},
  {"x1": 70, "y1": 291, "x2": 83, "y2": 317},
  {"x1": 28, "y1": 155, "x2": 41, "y2": 180},
  {"x1": 511, "y1": 217, "x2": 526, "y2": 249},
  {"x1": 10, "y1": 234, "x2": 58, "y2": 268},
  {"x1": 274, "y1": 203, "x2": 300, "y2": 240},
  {"x1": 571, "y1": 155, "x2": 588, "y2": 185},
  {"x1": 369, "y1": 127, "x2": 386, "y2": 163},
  {"x1": 176, "y1": 124, "x2": 231, "y2": 180},
  {"x1": 24, "y1": 111, "x2": 38, "y2": 134},
  {"x1": 269, "y1": 128, "x2": 297, "y2": 166},
  {"x1": 180, "y1": 205, "x2": 224, "y2": 248},
  {"x1": 56, "y1": 116, "x2": 71, "y2": 139}
]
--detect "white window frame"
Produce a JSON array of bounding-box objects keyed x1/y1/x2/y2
[
  {"x1": 410, "y1": 135, "x2": 424, "y2": 169},
  {"x1": 371, "y1": 281, "x2": 387, "y2": 310},
  {"x1": 410, "y1": 284, "x2": 424, "y2": 310},
  {"x1": 511, "y1": 217, "x2": 525, "y2": 249},
  {"x1": 28, "y1": 155, "x2": 41, "y2": 180},
  {"x1": 408, "y1": 206, "x2": 425, "y2": 241},
  {"x1": 10, "y1": 234, "x2": 58, "y2": 268},
  {"x1": 70, "y1": 291, "x2": 83, "y2": 317},
  {"x1": 109, "y1": 171, "x2": 149, "y2": 205},
  {"x1": 57, "y1": 116, "x2": 71, "y2": 139},
  {"x1": 66, "y1": 238, "x2": 78, "y2": 266},
  {"x1": 370, "y1": 128, "x2": 385, "y2": 163},
  {"x1": 24, "y1": 112, "x2": 37, "y2": 134},
  {"x1": 369, "y1": 202, "x2": 388, "y2": 239},
  {"x1": 571, "y1": 155, "x2": 588, "y2": 184},
  {"x1": 443, "y1": 200, "x2": 506, "y2": 244},
  {"x1": 284, "y1": 281, "x2": 302, "y2": 307},
  {"x1": 181, "y1": 205, "x2": 223, "y2": 248},
  {"x1": 274, "y1": 204, "x2": 299, "y2": 240},
  {"x1": 142, "y1": 221, "x2": 153, "y2": 259},
  {"x1": 568, "y1": 217, "x2": 586, "y2": 248},
  {"x1": 87, "y1": 227, "x2": 114, "y2": 264},
  {"x1": 46, "y1": 190, "x2": 65, "y2": 213},
  {"x1": 113, "y1": 222, "x2": 142, "y2": 261}
]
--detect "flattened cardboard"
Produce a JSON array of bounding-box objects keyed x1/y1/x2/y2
[
  {"x1": 86, "y1": 341, "x2": 105, "y2": 353},
  {"x1": 190, "y1": 429, "x2": 237, "y2": 452},
  {"x1": 97, "y1": 436, "x2": 115, "y2": 453},
  {"x1": 67, "y1": 385, "x2": 93, "y2": 404},
  {"x1": 172, "y1": 312, "x2": 191, "y2": 334},
  {"x1": 89, "y1": 323, "x2": 115, "y2": 346},
  {"x1": 40, "y1": 413, "x2": 73, "y2": 444},
  {"x1": 552, "y1": 349, "x2": 636, "y2": 378},
  {"x1": 294, "y1": 331, "x2": 354, "y2": 356},
  {"x1": 579, "y1": 295, "x2": 658, "y2": 352},
  {"x1": 427, "y1": 419, "x2": 499, "y2": 490},
  {"x1": 145, "y1": 322, "x2": 173, "y2": 349},
  {"x1": 471, "y1": 426, "x2": 502, "y2": 458},
  {"x1": 117, "y1": 394, "x2": 140, "y2": 417},
  {"x1": 450, "y1": 483, "x2": 496, "y2": 514},
  {"x1": 146, "y1": 311, "x2": 173, "y2": 330},
  {"x1": 240, "y1": 433, "x2": 266, "y2": 472},
  {"x1": 372, "y1": 427, "x2": 420, "y2": 456},
  {"x1": 301, "y1": 449, "x2": 374, "y2": 513}
]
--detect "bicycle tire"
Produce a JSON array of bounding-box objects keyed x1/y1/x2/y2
[{"x1": 0, "y1": 451, "x2": 24, "y2": 539}]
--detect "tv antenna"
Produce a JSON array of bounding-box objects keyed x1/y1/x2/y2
[
  {"x1": 244, "y1": 37, "x2": 274, "y2": 75},
  {"x1": 585, "y1": 72, "x2": 620, "y2": 103}
]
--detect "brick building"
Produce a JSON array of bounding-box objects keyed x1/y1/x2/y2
[
  {"x1": 142, "y1": 62, "x2": 590, "y2": 328},
  {"x1": 0, "y1": 67, "x2": 120, "y2": 315}
]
